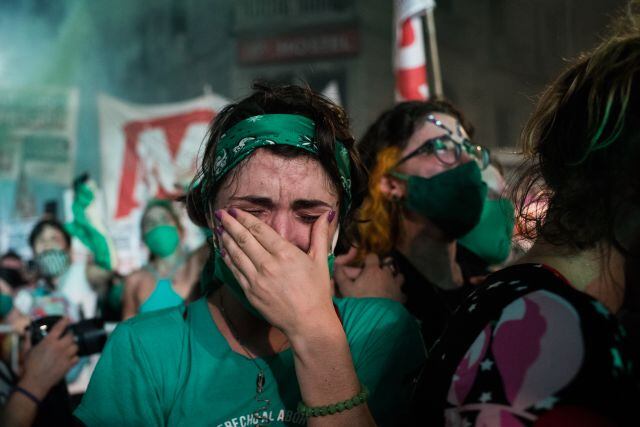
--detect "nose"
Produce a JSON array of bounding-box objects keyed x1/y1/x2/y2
[
  {"x1": 268, "y1": 210, "x2": 309, "y2": 251},
  {"x1": 458, "y1": 149, "x2": 473, "y2": 165},
  {"x1": 269, "y1": 210, "x2": 293, "y2": 241},
  {"x1": 41, "y1": 241, "x2": 56, "y2": 251}
]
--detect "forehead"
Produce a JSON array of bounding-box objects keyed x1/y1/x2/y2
[
  {"x1": 35, "y1": 225, "x2": 66, "y2": 242},
  {"x1": 215, "y1": 149, "x2": 338, "y2": 204},
  {"x1": 143, "y1": 206, "x2": 175, "y2": 223},
  {"x1": 402, "y1": 113, "x2": 468, "y2": 156}
]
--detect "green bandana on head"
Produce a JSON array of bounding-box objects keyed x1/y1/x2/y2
[{"x1": 214, "y1": 114, "x2": 352, "y2": 217}]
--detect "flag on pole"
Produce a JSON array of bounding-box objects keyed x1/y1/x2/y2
[{"x1": 394, "y1": 0, "x2": 436, "y2": 101}]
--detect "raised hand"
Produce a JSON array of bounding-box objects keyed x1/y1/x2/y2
[{"x1": 215, "y1": 208, "x2": 339, "y2": 339}]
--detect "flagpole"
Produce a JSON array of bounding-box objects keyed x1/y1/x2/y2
[{"x1": 425, "y1": 8, "x2": 443, "y2": 98}]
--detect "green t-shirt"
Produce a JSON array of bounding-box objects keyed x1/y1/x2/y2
[{"x1": 75, "y1": 297, "x2": 425, "y2": 426}]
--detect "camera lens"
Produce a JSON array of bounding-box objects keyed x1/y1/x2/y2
[{"x1": 30, "y1": 316, "x2": 108, "y2": 356}]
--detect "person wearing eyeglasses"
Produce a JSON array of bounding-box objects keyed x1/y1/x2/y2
[{"x1": 333, "y1": 100, "x2": 495, "y2": 349}]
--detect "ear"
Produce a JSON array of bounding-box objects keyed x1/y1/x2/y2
[{"x1": 379, "y1": 174, "x2": 406, "y2": 201}]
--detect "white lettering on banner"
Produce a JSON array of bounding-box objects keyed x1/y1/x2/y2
[
  {"x1": 98, "y1": 93, "x2": 229, "y2": 273},
  {"x1": 218, "y1": 409, "x2": 306, "y2": 426}
]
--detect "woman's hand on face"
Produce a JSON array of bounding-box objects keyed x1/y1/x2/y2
[
  {"x1": 334, "y1": 253, "x2": 406, "y2": 303},
  {"x1": 215, "y1": 208, "x2": 338, "y2": 339}
]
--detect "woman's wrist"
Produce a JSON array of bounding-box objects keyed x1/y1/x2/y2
[
  {"x1": 288, "y1": 314, "x2": 346, "y2": 355},
  {"x1": 16, "y1": 377, "x2": 48, "y2": 402}
]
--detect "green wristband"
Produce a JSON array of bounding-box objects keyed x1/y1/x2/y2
[{"x1": 297, "y1": 385, "x2": 369, "y2": 417}]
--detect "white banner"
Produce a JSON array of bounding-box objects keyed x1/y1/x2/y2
[{"x1": 98, "y1": 93, "x2": 229, "y2": 273}]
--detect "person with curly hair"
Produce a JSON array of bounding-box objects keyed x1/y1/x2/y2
[
  {"x1": 411, "y1": 21, "x2": 640, "y2": 427},
  {"x1": 334, "y1": 100, "x2": 498, "y2": 350},
  {"x1": 74, "y1": 83, "x2": 424, "y2": 426}
]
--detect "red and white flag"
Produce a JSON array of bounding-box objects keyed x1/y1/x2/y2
[
  {"x1": 98, "y1": 92, "x2": 228, "y2": 272},
  {"x1": 394, "y1": 0, "x2": 436, "y2": 101}
]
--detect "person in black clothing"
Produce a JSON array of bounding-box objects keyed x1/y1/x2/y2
[
  {"x1": 334, "y1": 100, "x2": 492, "y2": 349},
  {"x1": 411, "y1": 23, "x2": 640, "y2": 426}
]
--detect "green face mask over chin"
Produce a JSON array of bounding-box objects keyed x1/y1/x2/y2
[
  {"x1": 143, "y1": 225, "x2": 180, "y2": 258},
  {"x1": 459, "y1": 198, "x2": 515, "y2": 265},
  {"x1": 0, "y1": 293, "x2": 13, "y2": 318},
  {"x1": 394, "y1": 161, "x2": 488, "y2": 239},
  {"x1": 212, "y1": 249, "x2": 336, "y2": 321}
]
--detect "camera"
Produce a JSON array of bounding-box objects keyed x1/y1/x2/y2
[{"x1": 30, "y1": 315, "x2": 108, "y2": 356}]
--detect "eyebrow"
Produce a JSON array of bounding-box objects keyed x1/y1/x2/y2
[
  {"x1": 230, "y1": 196, "x2": 334, "y2": 210},
  {"x1": 291, "y1": 199, "x2": 334, "y2": 210}
]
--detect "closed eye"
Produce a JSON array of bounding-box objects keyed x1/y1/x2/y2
[
  {"x1": 298, "y1": 214, "x2": 320, "y2": 224},
  {"x1": 240, "y1": 208, "x2": 268, "y2": 219}
]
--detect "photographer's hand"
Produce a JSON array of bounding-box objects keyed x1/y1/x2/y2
[
  {"x1": 19, "y1": 317, "x2": 79, "y2": 399},
  {"x1": 1, "y1": 318, "x2": 79, "y2": 427}
]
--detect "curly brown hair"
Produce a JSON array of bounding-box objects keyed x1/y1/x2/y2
[
  {"x1": 513, "y1": 30, "x2": 640, "y2": 254},
  {"x1": 184, "y1": 82, "x2": 368, "y2": 242}
]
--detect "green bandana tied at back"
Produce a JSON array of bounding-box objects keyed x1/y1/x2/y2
[
  {"x1": 209, "y1": 114, "x2": 350, "y2": 319},
  {"x1": 213, "y1": 114, "x2": 352, "y2": 216}
]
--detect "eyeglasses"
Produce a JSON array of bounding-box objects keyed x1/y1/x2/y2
[
  {"x1": 395, "y1": 115, "x2": 491, "y2": 170},
  {"x1": 395, "y1": 134, "x2": 491, "y2": 169}
]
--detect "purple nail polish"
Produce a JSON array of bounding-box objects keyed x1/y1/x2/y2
[
  {"x1": 214, "y1": 226, "x2": 223, "y2": 236},
  {"x1": 328, "y1": 210, "x2": 336, "y2": 223},
  {"x1": 228, "y1": 208, "x2": 237, "y2": 218},
  {"x1": 214, "y1": 210, "x2": 223, "y2": 221},
  {"x1": 220, "y1": 248, "x2": 226, "y2": 257}
]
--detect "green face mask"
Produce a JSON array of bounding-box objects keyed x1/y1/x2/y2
[
  {"x1": 459, "y1": 198, "x2": 515, "y2": 265},
  {"x1": 0, "y1": 293, "x2": 13, "y2": 318},
  {"x1": 143, "y1": 225, "x2": 180, "y2": 258},
  {"x1": 213, "y1": 249, "x2": 336, "y2": 321},
  {"x1": 395, "y1": 161, "x2": 488, "y2": 239}
]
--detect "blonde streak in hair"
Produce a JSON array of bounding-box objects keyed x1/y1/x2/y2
[{"x1": 356, "y1": 147, "x2": 401, "y2": 262}]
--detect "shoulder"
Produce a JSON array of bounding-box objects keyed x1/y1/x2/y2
[
  {"x1": 124, "y1": 268, "x2": 153, "y2": 289},
  {"x1": 119, "y1": 304, "x2": 187, "y2": 336},
  {"x1": 108, "y1": 304, "x2": 188, "y2": 357},
  {"x1": 334, "y1": 297, "x2": 423, "y2": 353},
  {"x1": 476, "y1": 264, "x2": 617, "y2": 336},
  {"x1": 126, "y1": 267, "x2": 152, "y2": 281},
  {"x1": 335, "y1": 296, "x2": 416, "y2": 328},
  {"x1": 446, "y1": 265, "x2": 630, "y2": 412}
]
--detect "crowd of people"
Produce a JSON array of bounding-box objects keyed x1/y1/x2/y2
[{"x1": 1, "y1": 9, "x2": 640, "y2": 427}]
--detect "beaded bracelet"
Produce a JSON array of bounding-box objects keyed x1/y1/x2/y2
[
  {"x1": 297, "y1": 385, "x2": 369, "y2": 417},
  {"x1": 12, "y1": 386, "x2": 41, "y2": 406}
]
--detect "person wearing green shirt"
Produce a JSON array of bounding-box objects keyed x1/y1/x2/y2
[{"x1": 74, "y1": 83, "x2": 425, "y2": 427}]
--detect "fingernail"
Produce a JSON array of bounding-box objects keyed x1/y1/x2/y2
[
  {"x1": 328, "y1": 210, "x2": 336, "y2": 224},
  {"x1": 220, "y1": 248, "x2": 226, "y2": 257},
  {"x1": 214, "y1": 210, "x2": 223, "y2": 221},
  {"x1": 228, "y1": 208, "x2": 237, "y2": 218},
  {"x1": 214, "y1": 226, "x2": 224, "y2": 236}
]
